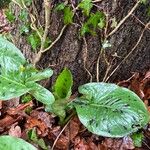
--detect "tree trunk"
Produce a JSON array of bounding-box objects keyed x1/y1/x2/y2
[{"x1": 11, "y1": 0, "x2": 150, "y2": 91}]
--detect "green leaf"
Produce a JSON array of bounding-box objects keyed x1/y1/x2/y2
[
  {"x1": 19, "y1": 9, "x2": 29, "y2": 21},
  {"x1": 74, "y1": 82, "x2": 150, "y2": 137},
  {"x1": 28, "y1": 128, "x2": 38, "y2": 142},
  {"x1": 87, "y1": 12, "x2": 105, "y2": 29},
  {"x1": 63, "y1": 6, "x2": 74, "y2": 25},
  {"x1": 20, "y1": 23, "x2": 30, "y2": 34},
  {"x1": 80, "y1": 23, "x2": 90, "y2": 36},
  {"x1": 28, "y1": 129, "x2": 48, "y2": 150},
  {"x1": 0, "y1": 135, "x2": 37, "y2": 150},
  {"x1": 131, "y1": 132, "x2": 144, "y2": 147},
  {"x1": 51, "y1": 101, "x2": 66, "y2": 123},
  {"x1": 21, "y1": 94, "x2": 32, "y2": 103},
  {"x1": 0, "y1": 37, "x2": 54, "y2": 106},
  {"x1": 140, "y1": 0, "x2": 147, "y2": 4},
  {"x1": 27, "y1": 32, "x2": 41, "y2": 50},
  {"x1": 55, "y1": 3, "x2": 65, "y2": 11},
  {"x1": 53, "y1": 68, "x2": 73, "y2": 99},
  {"x1": 24, "y1": 0, "x2": 32, "y2": 6},
  {"x1": 29, "y1": 83, "x2": 55, "y2": 106},
  {"x1": 0, "y1": 37, "x2": 26, "y2": 68},
  {"x1": 79, "y1": 0, "x2": 93, "y2": 16},
  {"x1": 0, "y1": 37, "x2": 29, "y2": 100},
  {"x1": 80, "y1": 12, "x2": 105, "y2": 36},
  {"x1": 5, "y1": 9, "x2": 16, "y2": 22},
  {"x1": 147, "y1": 6, "x2": 150, "y2": 17},
  {"x1": 27, "y1": 68, "x2": 53, "y2": 82}
]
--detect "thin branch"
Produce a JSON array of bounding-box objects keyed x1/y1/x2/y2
[
  {"x1": 96, "y1": 52, "x2": 101, "y2": 82},
  {"x1": 83, "y1": 37, "x2": 93, "y2": 82},
  {"x1": 107, "y1": 0, "x2": 140, "y2": 38},
  {"x1": 132, "y1": 14, "x2": 150, "y2": 31},
  {"x1": 92, "y1": 0, "x2": 103, "y2": 3},
  {"x1": 33, "y1": 0, "x2": 51, "y2": 66},
  {"x1": 51, "y1": 119, "x2": 71, "y2": 150},
  {"x1": 40, "y1": 0, "x2": 51, "y2": 51},
  {"x1": 30, "y1": 14, "x2": 42, "y2": 40},
  {"x1": 42, "y1": 25, "x2": 67, "y2": 53},
  {"x1": 105, "y1": 22, "x2": 150, "y2": 82}
]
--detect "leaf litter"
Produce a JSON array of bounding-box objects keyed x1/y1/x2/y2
[{"x1": 0, "y1": 70, "x2": 150, "y2": 150}]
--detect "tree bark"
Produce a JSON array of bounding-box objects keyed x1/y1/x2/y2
[{"x1": 12, "y1": 0, "x2": 150, "y2": 91}]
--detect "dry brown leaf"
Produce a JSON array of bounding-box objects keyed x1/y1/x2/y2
[
  {"x1": 30, "y1": 110, "x2": 55, "y2": 129},
  {"x1": 74, "y1": 137, "x2": 91, "y2": 150},
  {"x1": 25, "y1": 117, "x2": 48, "y2": 137},
  {"x1": 69, "y1": 117, "x2": 80, "y2": 141},
  {"x1": 55, "y1": 134, "x2": 69, "y2": 150},
  {"x1": 48, "y1": 126, "x2": 61, "y2": 140},
  {"x1": 102, "y1": 137, "x2": 134, "y2": 150},
  {"x1": 9, "y1": 124, "x2": 21, "y2": 138}
]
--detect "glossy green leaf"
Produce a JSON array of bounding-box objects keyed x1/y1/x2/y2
[
  {"x1": 74, "y1": 82, "x2": 150, "y2": 137},
  {"x1": 53, "y1": 68, "x2": 73, "y2": 99},
  {"x1": 0, "y1": 37, "x2": 26, "y2": 70},
  {"x1": 29, "y1": 83, "x2": 55, "y2": 106},
  {"x1": 63, "y1": 6, "x2": 74, "y2": 25},
  {"x1": 27, "y1": 68, "x2": 53, "y2": 82},
  {"x1": 0, "y1": 37, "x2": 29, "y2": 100},
  {"x1": 0, "y1": 136, "x2": 37, "y2": 150},
  {"x1": 0, "y1": 37, "x2": 54, "y2": 106},
  {"x1": 79, "y1": 0, "x2": 93, "y2": 16}
]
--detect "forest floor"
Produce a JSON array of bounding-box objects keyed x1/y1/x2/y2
[{"x1": 0, "y1": 70, "x2": 150, "y2": 150}]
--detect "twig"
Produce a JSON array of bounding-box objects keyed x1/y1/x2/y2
[
  {"x1": 33, "y1": 0, "x2": 51, "y2": 66},
  {"x1": 51, "y1": 119, "x2": 71, "y2": 150},
  {"x1": 103, "y1": 58, "x2": 115, "y2": 82},
  {"x1": 30, "y1": 14, "x2": 42, "y2": 40},
  {"x1": 96, "y1": 50, "x2": 102, "y2": 82},
  {"x1": 107, "y1": 0, "x2": 140, "y2": 38},
  {"x1": 105, "y1": 22, "x2": 150, "y2": 82},
  {"x1": 83, "y1": 37, "x2": 93, "y2": 82},
  {"x1": 33, "y1": 25, "x2": 67, "y2": 65},
  {"x1": 132, "y1": 14, "x2": 150, "y2": 31},
  {"x1": 40, "y1": 0, "x2": 51, "y2": 52},
  {"x1": 93, "y1": 0, "x2": 103, "y2": 3},
  {"x1": 12, "y1": 0, "x2": 23, "y2": 9},
  {"x1": 42, "y1": 25, "x2": 67, "y2": 53}
]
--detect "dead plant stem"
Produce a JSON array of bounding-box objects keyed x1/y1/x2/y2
[{"x1": 107, "y1": 0, "x2": 140, "y2": 38}]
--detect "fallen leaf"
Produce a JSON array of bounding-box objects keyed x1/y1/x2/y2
[
  {"x1": 9, "y1": 124, "x2": 21, "y2": 138},
  {"x1": 25, "y1": 117, "x2": 48, "y2": 137},
  {"x1": 55, "y1": 134, "x2": 69, "y2": 150},
  {"x1": 69, "y1": 117, "x2": 80, "y2": 141}
]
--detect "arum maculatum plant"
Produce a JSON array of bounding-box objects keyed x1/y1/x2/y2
[{"x1": 0, "y1": 37, "x2": 149, "y2": 149}]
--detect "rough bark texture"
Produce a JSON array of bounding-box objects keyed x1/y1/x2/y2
[{"x1": 12, "y1": 0, "x2": 150, "y2": 91}]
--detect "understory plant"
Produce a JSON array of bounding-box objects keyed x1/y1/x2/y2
[{"x1": 0, "y1": 37, "x2": 149, "y2": 149}]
